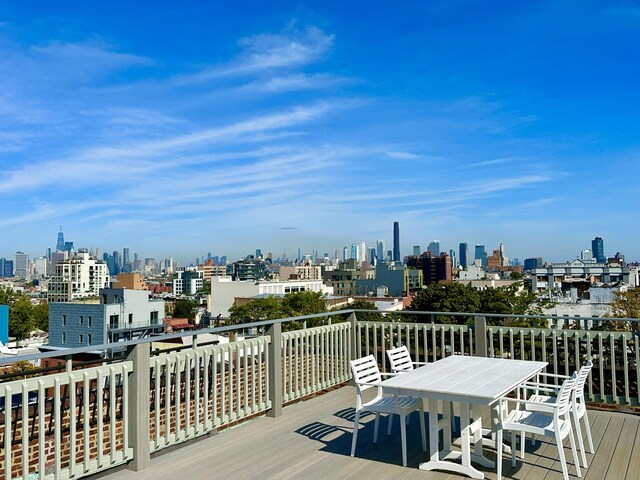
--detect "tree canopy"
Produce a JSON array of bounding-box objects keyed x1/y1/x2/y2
[
  {"x1": 172, "y1": 298, "x2": 198, "y2": 321},
  {"x1": 594, "y1": 288, "x2": 640, "y2": 332},
  {"x1": 408, "y1": 281, "x2": 544, "y2": 326},
  {"x1": 0, "y1": 286, "x2": 49, "y2": 340},
  {"x1": 228, "y1": 291, "x2": 328, "y2": 331}
]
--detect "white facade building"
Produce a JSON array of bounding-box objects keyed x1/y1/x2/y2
[
  {"x1": 531, "y1": 259, "x2": 629, "y2": 293},
  {"x1": 48, "y1": 252, "x2": 110, "y2": 302},
  {"x1": 209, "y1": 277, "x2": 334, "y2": 317}
]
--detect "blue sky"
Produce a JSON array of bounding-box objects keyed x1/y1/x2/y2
[{"x1": 1, "y1": 1, "x2": 639, "y2": 265}]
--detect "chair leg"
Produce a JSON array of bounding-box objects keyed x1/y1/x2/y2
[
  {"x1": 496, "y1": 428, "x2": 503, "y2": 480},
  {"x1": 351, "y1": 410, "x2": 360, "y2": 457},
  {"x1": 567, "y1": 429, "x2": 582, "y2": 478},
  {"x1": 387, "y1": 412, "x2": 393, "y2": 436},
  {"x1": 582, "y1": 412, "x2": 594, "y2": 454},
  {"x1": 400, "y1": 414, "x2": 408, "y2": 467},
  {"x1": 555, "y1": 431, "x2": 570, "y2": 480},
  {"x1": 374, "y1": 412, "x2": 380, "y2": 443},
  {"x1": 419, "y1": 407, "x2": 427, "y2": 452},
  {"x1": 511, "y1": 430, "x2": 516, "y2": 467},
  {"x1": 521, "y1": 431, "x2": 526, "y2": 458},
  {"x1": 573, "y1": 408, "x2": 587, "y2": 468}
]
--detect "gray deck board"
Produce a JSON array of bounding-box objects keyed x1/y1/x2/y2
[{"x1": 96, "y1": 386, "x2": 640, "y2": 480}]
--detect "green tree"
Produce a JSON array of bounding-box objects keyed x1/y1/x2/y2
[
  {"x1": 9, "y1": 295, "x2": 35, "y2": 340},
  {"x1": 478, "y1": 283, "x2": 544, "y2": 327},
  {"x1": 408, "y1": 282, "x2": 481, "y2": 323},
  {"x1": 0, "y1": 285, "x2": 18, "y2": 306},
  {"x1": 172, "y1": 298, "x2": 198, "y2": 321},
  {"x1": 228, "y1": 296, "x2": 285, "y2": 324},
  {"x1": 510, "y1": 271, "x2": 524, "y2": 280},
  {"x1": 9, "y1": 360, "x2": 38, "y2": 379},
  {"x1": 346, "y1": 299, "x2": 383, "y2": 322},
  {"x1": 32, "y1": 302, "x2": 49, "y2": 332},
  {"x1": 593, "y1": 288, "x2": 640, "y2": 332}
]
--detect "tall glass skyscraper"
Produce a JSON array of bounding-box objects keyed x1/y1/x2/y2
[
  {"x1": 393, "y1": 222, "x2": 400, "y2": 262},
  {"x1": 56, "y1": 227, "x2": 65, "y2": 252},
  {"x1": 459, "y1": 242, "x2": 468, "y2": 269},
  {"x1": 427, "y1": 240, "x2": 440, "y2": 256},
  {"x1": 592, "y1": 236, "x2": 605, "y2": 263},
  {"x1": 474, "y1": 245, "x2": 487, "y2": 267}
]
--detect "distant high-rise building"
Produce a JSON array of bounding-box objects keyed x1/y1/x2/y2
[
  {"x1": 580, "y1": 249, "x2": 594, "y2": 262},
  {"x1": 407, "y1": 252, "x2": 452, "y2": 285},
  {"x1": 56, "y1": 227, "x2": 65, "y2": 252},
  {"x1": 393, "y1": 222, "x2": 400, "y2": 262},
  {"x1": 459, "y1": 243, "x2": 469, "y2": 269},
  {"x1": 370, "y1": 248, "x2": 377, "y2": 265},
  {"x1": 592, "y1": 237, "x2": 605, "y2": 263},
  {"x1": 15, "y1": 251, "x2": 29, "y2": 280},
  {"x1": 427, "y1": 240, "x2": 440, "y2": 256},
  {"x1": 474, "y1": 245, "x2": 487, "y2": 268},
  {"x1": 413, "y1": 245, "x2": 421, "y2": 256},
  {"x1": 523, "y1": 257, "x2": 544, "y2": 271},
  {"x1": 0, "y1": 258, "x2": 13, "y2": 277},
  {"x1": 256, "y1": 249, "x2": 262, "y2": 259},
  {"x1": 376, "y1": 240, "x2": 387, "y2": 263},
  {"x1": 449, "y1": 249, "x2": 457, "y2": 268}
]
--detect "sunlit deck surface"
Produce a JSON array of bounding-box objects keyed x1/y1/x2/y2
[{"x1": 100, "y1": 385, "x2": 640, "y2": 480}]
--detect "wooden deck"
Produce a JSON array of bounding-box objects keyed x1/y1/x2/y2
[{"x1": 99, "y1": 386, "x2": 640, "y2": 480}]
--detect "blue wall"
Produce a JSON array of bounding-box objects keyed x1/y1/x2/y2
[{"x1": 0, "y1": 305, "x2": 8, "y2": 345}]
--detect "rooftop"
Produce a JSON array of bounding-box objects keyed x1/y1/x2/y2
[{"x1": 99, "y1": 385, "x2": 640, "y2": 480}]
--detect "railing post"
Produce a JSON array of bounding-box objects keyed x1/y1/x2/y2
[
  {"x1": 127, "y1": 343, "x2": 151, "y2": 471},
  {"x1": 266, "y1": 322, "x2": 283, "y2": 418},
  {"x1": 474, "y1": 315, "x2": 488, "y2": 357},
  {"x1": 348, "y1": 311, "x2": 358, "y2": 361}
]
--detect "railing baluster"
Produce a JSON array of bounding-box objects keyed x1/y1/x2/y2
[
  {"x1": 4, "y1": 385, "x2": 12, "y2": 480},
  {"x1": 623, "y1": 333, "x2": 630, "y2": 405},
  {"x1": 598, "y1": 333, "x2": 605, "y2": 403},
  {"x1": 611, "y1": 334, "x2": 618, "y2": 404},
  {"x1": 22, "y1": 383, "x2": 29, "y2": 480},
  {"x1": 54, "y1": 376, "x2": 62, "y2": 477}
]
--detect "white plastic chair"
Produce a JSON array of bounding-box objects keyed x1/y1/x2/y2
[
  {"x1": 522, "y1": 361, "x2": 594, "y2": 467},
  {"x1": 350, "y1": 355, "x2": 427, "y2": 466},
  {"x1": 496, "y1": 373, "x2": 581, "y2": 480},
  {"x1": 386, "y1": 345, "x2": 428, "y2": 373}
]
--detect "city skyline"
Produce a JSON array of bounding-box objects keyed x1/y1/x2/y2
[{"x1": 1, "y1": 2, "x2": 639, "y2": 262}]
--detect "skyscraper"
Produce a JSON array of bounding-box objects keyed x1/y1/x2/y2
[
  {"x1": 474, "y1": 245, "x2": 487, "y2": 268},
  {"x1": 56, "y1": 227, "x2": 65, "y2": 252},
  {"x1": 592, "y1": 237, "x2": 605, "y2": 263},
  {"x1": 427, "y1": 240, "x2": 440, "y2": 256},
  {"x1": 459, "y1": 242, "x2": 469, "y2": 269},
  {"x1": 393, "y1": 222, "x2": 400, "y2": 262},
  {"x1": 413, "y1": 245, "x2": 421, "y2": 256},
  {"x1": 376, "y1": 240, "x2": 387, "y2": 263},
  {"x1": 15, "y1": 251, "x2": 29, "y2": 279}
]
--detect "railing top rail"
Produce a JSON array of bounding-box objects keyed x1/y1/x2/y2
[
  {"x1": 0, "y1": 310, "x2": 347, "y2": 366},
  {"x1": 3, "y1": 308, "x2": 639, "y2": 366}
]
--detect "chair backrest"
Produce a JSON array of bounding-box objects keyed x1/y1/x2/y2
[
  {"x1": 386, "y1": 345, "x2": 414, "y2": 373},
  {"x1": 574, "y1": 360, "x2": 593, "y2": 400},
  {"x1": 350, "y1": 355, "x2": 382, "y2": 394},
  {"x1": 556, "y1": 372, "x2": 578, "y2": 417}
]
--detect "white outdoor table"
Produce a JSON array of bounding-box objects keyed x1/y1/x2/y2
[{"x1": 378, "y1": 355, "x2": 547, "y2": 479}]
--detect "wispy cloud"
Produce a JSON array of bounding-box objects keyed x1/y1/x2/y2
[
  {"x1": 386, "y1": 151, "x2": 422, "y2": 159},
  {"x1": 170, "y1": 25, "x2": 334, "y2": 86}
]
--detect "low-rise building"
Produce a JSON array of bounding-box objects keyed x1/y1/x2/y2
[
  {"x1": 209, "y1": 277, "x2": 333, "y2": 317},
  {"x1": 46, "y1": 288, "x2": 165, "y2": 356}
]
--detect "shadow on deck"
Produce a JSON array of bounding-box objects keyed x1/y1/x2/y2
[{"x1": 97, "y1": 385, "x2": 640, "y2": 480}]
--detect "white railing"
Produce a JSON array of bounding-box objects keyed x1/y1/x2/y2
[
  {"x1": 487, "y1": 326, "x2": 640, "y2": 405},
  {"x1": 149, "y1": 337, "x2": 271, "y2": 452},
  {"x1": 0, "y1": 362, "x2": 132, "y2": 480},
  {"x1": 356, "y1": 320, "x2": 473, "y2": 372},
  {"x1": 281, "y1": 322, "x2": 351, "y2": 403}
]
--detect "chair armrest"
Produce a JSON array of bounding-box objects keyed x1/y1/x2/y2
[
  {"x1": 520, "y1": 382, "x2": 561, "y2": 393},
  {"x1": 537, "y1": 373, "x2": 570, "y2": 379},
  {"x1": 502, "y1": 396, "x2": 560, "y2": 408}
]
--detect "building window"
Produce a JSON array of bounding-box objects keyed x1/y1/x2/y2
[
  {"x1": 109, "y1": 314, "x2": 119, "y2": 329},
  {"x1": 79, "y1": 334, "x2": 84, "y2": 343},
  {"x1": 150, "y1": 311, "x2": 159, "y2": 324},
  {"x1": 80, "y1": 315, "x2": 84, "y2": 325},
  {"x1": 62, "y1": 332, "x2": 66, "y2": 343},
  {"x1": 88, "y1": 334, "x2": 92, "y2": 345},
  {"x1": 129, "y1": 313, "x2": 133, "y2": 324},
  {"x1": 62, "y1": 315, "x2": 66, "y2": 326},
  {"x1": 88, "y1": 316, "x2": 92, "y2": 327}
]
